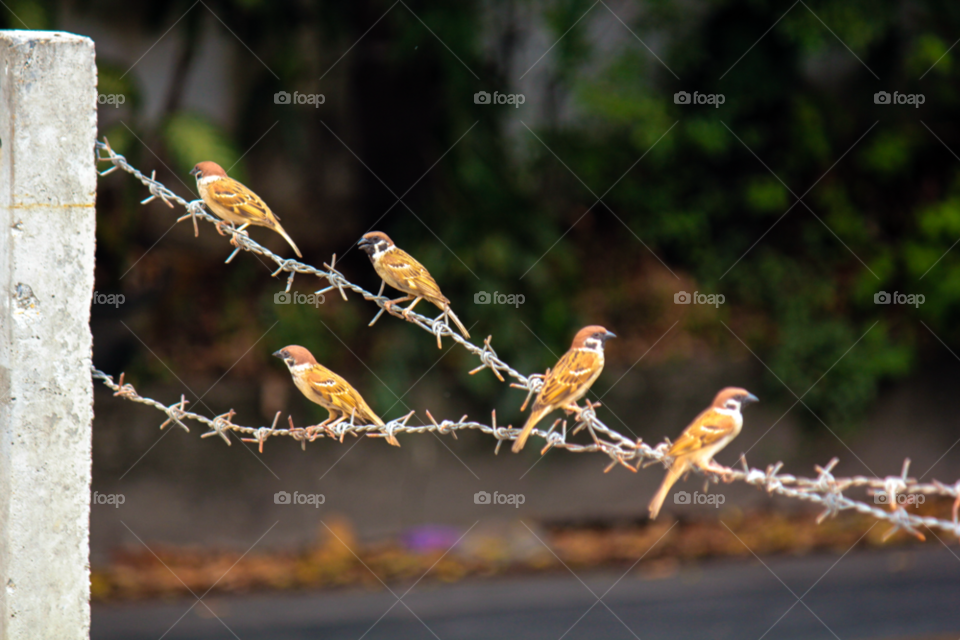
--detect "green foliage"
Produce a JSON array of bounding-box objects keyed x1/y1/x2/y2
[
  {"x1": 554, "y1": 0, "x2": 959, "y2": 428},
  {"x1": 163, "y1": 113, "x2": 245, "y2": 182},
  {"x1": 8, "y1": 0, "x2": 48, "y2": 29},
  {"x1": 85, "y1": 0, "x2": 960, "y2": 434}
]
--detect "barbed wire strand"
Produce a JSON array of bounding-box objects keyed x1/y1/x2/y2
[{"x1": 94, "y1": 138, "x2": 960, "y2": 542}]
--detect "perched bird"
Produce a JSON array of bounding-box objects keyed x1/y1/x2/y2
[
  {"x1": 512, "y1": 325, "x2": 616, "y2": 453},
  {"x1": 648, "y1": 387, "x2": 758, "y2": 519},
  {"x1": 190, "y1": 161, "x2": 302, "y2": 258},
  {"x1": 273, "y1": 345, "x2": 398, "y2": 446},
  {"x1": 358, "y1": 232, "x2": 470, "y2": 346}
]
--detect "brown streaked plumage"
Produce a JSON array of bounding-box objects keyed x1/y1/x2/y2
[
  {"x1": 512, "y1": 325, "x2": 616, "y2": 453},
  {"x1": 273, "y1": 345, "x2": 398, "y2": 446},
  {"x1": 358, "y1": 232, "x2": 470, "y2": 347},
  {"x1": 648, "y1": 387, "x2": 758, "y2": 519},
  {"x1": 190, "y1": 161, "x2": 302, "y2": 258}
]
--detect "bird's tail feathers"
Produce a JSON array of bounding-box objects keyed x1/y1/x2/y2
[
  {"x1": 273, "y1": 222, "x2": 302, "y2": 258},
  {"x1": 648, "y1": 459, "x2": 687, "y2": 520},
  {"x1": 445, "y1": 306, "x2": 470, "y2": 339},
  {"x1": 512, "y1": 406, "x2": 551, "y2": 453}
]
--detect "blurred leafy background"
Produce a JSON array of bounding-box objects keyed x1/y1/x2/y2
[{"x1": 17, "y1": 0, "x2": 960, "y2": 434}]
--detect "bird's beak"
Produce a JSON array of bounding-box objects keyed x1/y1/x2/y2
[
  {"x1": 604, "y1": 330, "x2": 617, "y2": 341},
  {"x1": 272, "y1": 350, "x2": 284, "y2": 359},
  {"x1": 744, "y1": 393, "x2": 759, "y2": 405},
  {"x1": 189, "y1": 167, "x2": 199, "y2": 177},
  {"x1": 357, "y1": 237, "x2": 370, "y2": 248}
]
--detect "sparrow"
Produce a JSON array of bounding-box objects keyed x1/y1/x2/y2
[
  {"x1": 648, "y1": 387, "x2": 758, "y2": 519},
  {"x1": 512, "y1": 325, "x2": 616, "y2": 453},
  {"x1": 357, "y1": 232, "x2": 470, "y2": 346},
  {"x1": 273, "y1": 345, "x2": 399, "y2": 446},
  {"x1": 190, "y1": 161, "x2": 302, "y2": 258}
]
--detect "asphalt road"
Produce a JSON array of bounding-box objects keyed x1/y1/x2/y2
[{"x1": 93, "y1": 546, "x2": 960, "y2": 640}]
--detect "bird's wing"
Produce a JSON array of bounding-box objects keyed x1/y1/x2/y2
[
  {"x1": 668, "y1": 408, "x2": 738, "y2": 457},
  {"x1": 532, "y1": 348, "x2": 602, "y2": 411},
  {"x1": 206, "y1": 177, "x2": 279, "y2": 225},
  {"x1": 308, "y1": 366, "x2": 383, "y2": 426},
  {"x1": 379, "y1": 249, "x2": 447, "y2": 302}
]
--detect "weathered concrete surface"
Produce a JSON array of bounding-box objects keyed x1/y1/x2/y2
[{"x1": 0, "y1": 31, "x2": 97, "y2": 640}]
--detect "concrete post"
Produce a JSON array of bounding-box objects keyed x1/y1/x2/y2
[{"x1": 0, "y1": 31, "x2": 97, "y2": 640}]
